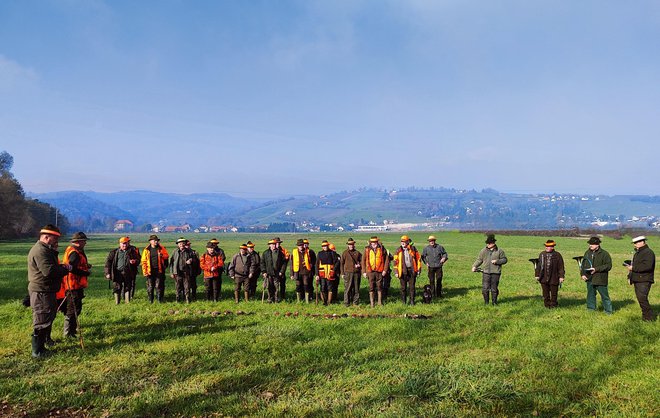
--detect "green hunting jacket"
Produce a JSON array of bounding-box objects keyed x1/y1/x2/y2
[
  {"x1": 631, "y1": 244, "x2": 655, "y2": 283},
  {"x1": 473, "y1": 246, "x2": 507, "y2": 274},
  {"x1": 581, "y1": 247, "x2": 612, "y2": 286},
  {"x1": 27, "y1": 241, "x2": 70, "y2": 293}
]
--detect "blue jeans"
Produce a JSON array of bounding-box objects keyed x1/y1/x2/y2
[{"x1": 586, "y1": 282, "x2": 612, "y2": 314}]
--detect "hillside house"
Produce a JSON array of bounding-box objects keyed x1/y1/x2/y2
[{"x1": 114, "y1": 219, "x2": 134, "y2": 232}]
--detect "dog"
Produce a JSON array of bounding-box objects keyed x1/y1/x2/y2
[{"x1": 422, "y1": 284, "x2": 433, "y2": 304}]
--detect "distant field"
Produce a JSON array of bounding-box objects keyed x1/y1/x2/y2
[{"x1": 0, "y1": 232, "x2": 658, "y2": 417}]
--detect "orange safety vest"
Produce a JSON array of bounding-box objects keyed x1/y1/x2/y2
[
  {"x1": 292, "y1": 249, "x2": 311, "y2": 273},
  {"x1": 365, "y1": 246, "x2": 386, "y2": 273},
  {"x1": 318, "y1": 263, "x2": 335, "y2": 280},
  {"x1": 394, "y1": 246, "x2": 421, "y2": 276},
  {"x1": 56, "y1": 245, "x2": 89, "y2": 298},
  {"x1": 280, "y1": 246, "x2": 290, "y2": 261},
  {"x1": 141, "y1": 244, "x2": 169, "y2": 276}
]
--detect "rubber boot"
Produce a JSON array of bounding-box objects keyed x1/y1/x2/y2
[
  {"x1": 483, "y1": 291, "x2": 490, "y2": 305},
  {"x1": 377, "y1": 291, "x2": 383, "y2": 306},
  {"x1": 323, "y1": 292, "x2": 328, "y2": 306},
  {"x1": 244, "y1": 291, "x2": 249, "y2": 303},
  {"x1": 124, "y1": 292, "x2": 130, "y2": 304},
  {"x1": 44, "y1": 325, "x2": 55, "y2": 347},
  {"x1": 491, "y1": 293, "x2": 498, "y2": 306},
  {"x1": 234, "y1": 290, "x2": 240, "y2": 303},
  {"x1": 32, "y1": 333, "x2": 50, "y2": 358},
  {"x1": 148, "y1": 291, "x2": 154, "y2": 304},
  {"x1": 369, "y1": 292, "x2": 375, "y2": 308},
  {"x1": 296, "y1": 292, "x2": 302, "y2": 303},
  {"x1": 114, "y1": 293, "x2": 121, "y2": 305},
  {"x1": 401, "y1": 291, "x2": 407, "y2": 305},
  {"x1": 305, "y1": 292, "x2": 310, "y2": 303},
  {"x1": 328, "y1": 292, "x2": 334, "y2": 305}
]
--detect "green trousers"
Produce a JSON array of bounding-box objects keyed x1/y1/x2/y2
[{"x1": 586, "y1": 282, "x2": 612, "y2": 314}]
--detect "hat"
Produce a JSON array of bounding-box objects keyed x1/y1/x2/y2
[
  {"x1": 71, "y1": 232, "x2": 88, "y2": 242},
  {"x1": 321, "y1": 240, "x2": 330, "y2": 247},
  {"x1": 40, "y1": 224, "x2": 61, "y2": 237},
  {"x1": 149, "y1": 234, "x2": 160, "y2": 241},
  {"x1": 587, "y1": 236, "x2": 601, "y2": 245},
  {"x1": 239, "y1": 243, "x2": 248, "y2": 250},
  {"x1": 274, "y1": 237, "x2": 282, "y2": 243},
  {"x1": 206, "y1": 242, "x2": 215, "y2": 248},
  {"x1": 400, "y1": 235, "x2": 411, "y2": 242},
  {"x1": 303, "y1": 239, "x2": 309, "y2": 244},
  {"x1": 176, "y1": 237, "x2": 187, "y2": 244},
  {"x1": 296, "y1": 239, "x2": 305, "y2": 246},
  {"x1": 369, "y1": 236, "x2": 379, "y2": 243},
  {"x1": 119, "y1": 236, "x2": 131, "y2": 244},
  {"x1": 209, "y1": 238, "x2": 219, "y2": 244},
  {"x1": 329, "y1": 243, "x2": 336, "y2": 251},
  {"x1": 544, "y1": 240, "x2": 556, "y2": 247},
  {"x1": 268, "y1": 239, "x2": 277, "y2": 245},
  {"x1": 485, "y1": 234, "x2": 496, "y2": 244},
  {"x1": 632, "y1": 236, "x2": 647, "y2": 244},
  {"x1": 427, "y1": 235, "x2": 437, "y2": 241},
  {"x1": 246, "y1": 241, "x2": 255, "y2": 248},
  {"x1": 346, "y1": 238, "x2": 356, "y2": 245}
]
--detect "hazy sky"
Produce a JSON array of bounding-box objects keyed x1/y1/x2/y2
[{"x1": 1, "y1": 1, "x2": 659, "y2": 197}]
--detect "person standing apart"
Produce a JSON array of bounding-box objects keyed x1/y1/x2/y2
[
  {"x1": 27, "y1": 224, "x2": 72, "y2": 358},
  {"x1": 472, "y1": 234, "x2": 507, "y2": 305},
  {"x1": 580, "y1": 237, "x2": 613, "y2": 315},
  {"x1": 534, "y1": 240, "x2": 565, "y2": 308},
  {"x1": 422, "y1": 235, "x2": 448, "y2": 298},
  {"x1": 141, "y1": 235, "x2": 169, "y2": 303},
  {"x1": 627, "y1": 236, "x2": 656, "y2": 321}
]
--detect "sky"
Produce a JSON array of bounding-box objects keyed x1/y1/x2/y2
[{"x1": 1, "y1": 0, "x2": 659, "y2": 197}]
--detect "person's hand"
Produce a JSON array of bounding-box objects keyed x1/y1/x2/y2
[
  {"x1": 105, "y1": 274, "x2": 111, "y2": 280},
  {"x1": 129, "y1": 259, "x2": 136, "y2": 265},
  {"x1": 471, "y1": 267, "x2": 477, "y2": 272},
  {"x1": 171, "y1": 274, "x2": 176, "y2": 279},
  {"x1": 211, "y1": 266, "x2": 216, "y2": 272},
  {"x1": 491, "y1": 260, "x2": 497, "y2": 265},
  {"x1": 186, "y1": 259, "x2": 192, "y2": 265},
  {"x1": 581, "y1": 275, "x2": 588, "y2": 281},
  {"x1": 535, "y1": 277, "x2": 540, "y2": 282},
  {"x1": 559, "y1": 277, "x2": 564, "y2": 283},
  {"x1": 262, "y1": 273, "x2": 267, "y2": 279},
  {"x1": 362, "y1": 273, "x2": 367, "y2": 278},
  {"x1": 381, "y1": 271, "x2": 387, "y2": 277},
  {"x1": 341, "y1": 274, "x2": 345, "y2": 280},
  {"x1": 627, "y1": 265, "x2": 633, "y2": 272}
]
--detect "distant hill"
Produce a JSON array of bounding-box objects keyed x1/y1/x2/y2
[{"x1": 30, "y1": 188, "x2": 660, "y2": 232}]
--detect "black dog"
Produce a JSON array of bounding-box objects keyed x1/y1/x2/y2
[{"x1": 422, "y1": 284, "x2": 433, "y2": 304}]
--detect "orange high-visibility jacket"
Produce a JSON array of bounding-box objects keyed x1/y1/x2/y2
[
  {"x1": 199, "y1": 252, "x2": 224, "y2": 278},
  {"x1": 363, "y1": 246, "x2": 387, "y2": 273},
  {"x1": 141, "y1": 244, "x2": 169, "y2": 276},
  {"x1": 56, "y1": 245, "x2": 90, "y2": 298},
  {"x1": 393, "y1": 246, "x2": 422, "y2": 276}
]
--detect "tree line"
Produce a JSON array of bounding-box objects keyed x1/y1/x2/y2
[{"x1": 0, "y1": 151, "x2": 69, "y2": 239}]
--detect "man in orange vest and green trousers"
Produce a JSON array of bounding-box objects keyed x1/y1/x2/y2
[
  {"x1": 362, "y1": 236, "x2": 388, "y2": 307},
  {"x1": 291, "y1": 239, "x2": 314, "y2": 303},
  {"x1": 57, "y1": 232, "x2": 91, "y2": 338},
  {"x1": 393, "y1": 235, "x2": 422, "y2": 305}
]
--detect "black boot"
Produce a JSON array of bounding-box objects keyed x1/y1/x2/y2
[
  {"x1": 483, "y1": 291, "x2": 489, "y2": 304},
  {"x1": 491, "y1": 293, "x2": 498, "y2": 306},
  {"x1": 32, "y1": 332, "x2": 50, "y2": 358},
  {"x1": 148, "y1": 291, "x2": 154, "y2": 304},
  {"x1": 44, "y1": 325, "x2": 55, "y2": 347}
]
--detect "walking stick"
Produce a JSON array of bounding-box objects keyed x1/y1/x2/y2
[
  {"x1": 315, "y1": 278, "x2": 319, "y2": 305},
  {"x1": 261, "y1": 276, "x2": 266, "y2": 303}
]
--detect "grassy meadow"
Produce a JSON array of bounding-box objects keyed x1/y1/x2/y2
[{"x1": 0, "y1": 232, "x2": 658, "y2": 417}]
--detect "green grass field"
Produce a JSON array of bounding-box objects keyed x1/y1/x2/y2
[{"x1": 0, "y1": 232, "x2": 658, "y2": 417}]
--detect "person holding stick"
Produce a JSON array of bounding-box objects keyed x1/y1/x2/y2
[
  {"x1": 580, "y1": 236, "x2": 613, "y2": 315},
  {"x1": 534, "y1": 240, "x2": 565, "y2": 308},
  {"x1": 472, "y1": 234, "x2": 507, "y2": 305},
  {"x1": 626, "y1": 236, "x2": 656, "y2": 321},
  {"x1": 57, "y1": 232, "x2": 91, "y2": 339},
  {"x1": 27, "y1": 224, "x2": 72, "y2": 358}
]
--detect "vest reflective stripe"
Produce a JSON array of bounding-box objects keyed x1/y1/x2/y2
[
  {"x1": 292, "y1": 250, "x2": 311, "y2": 272},
  {"x1": 367, "y1": 247, "x2": 385, "y2": 272},
  {"x1": 318, "y1": 263, "x2": 335, "y2": 279}
]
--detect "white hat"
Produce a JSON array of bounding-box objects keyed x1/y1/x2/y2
[{"x1": 632, "y1": 236, "x2": 647, "y2": 243}]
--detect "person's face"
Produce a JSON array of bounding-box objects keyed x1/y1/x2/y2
[
  {"x1": 247, "y1": 247, "x2": 254, "y2": 253},
  {"x1": 322, "y1": 245, "x2": 329, "y2": 252},
  {"x1": 304, "y1": 243, "x2": 309, "y2": 249},
  {"x1": 206, "y1": 247, "x2": 214, "y2": 254},
  {"x1": 269, "y1": 243, "x2": 276, "y2": 250},
  {"x1": 297, "y1": 245, "x2": 304, "y2": 251},
  {"x1": 589, "y1": 244, "x2": 599, "y2": 251},
  {"x1": 370, "y1": 242, "x2": 378, "y2": 249},
  {"x1": 634, "y1": 241, "x2": 645, "y2": 249},
  {"x1": 348, "y1": 243, "x2": 355, "y2": 250},
  {"x1": 545, "y1": 246, "x2": 554, "y2": 252},
  {"x1": 120, "y1": 242, "x2": 129, "y2": 250},
  {"x1": 177, "y1": 242, "x2": 186, "y2": 250},
  {"x1": 401, "y1": 241, "x2": 408, "y2": 248},
  {"x1": 150, "y1": 239, "x2": 158, "y2": 247},
  {"x1": 42, "y1": 234, "x2": 59, "y2": 247},
  {"x1": 486, "y1": 242, "x2": 496, "y2": 249},
  {"x1": 74, "y1": 240, "x2": 87, "y2": 249},
  {"x1": 240, "y1": 248, "x2": 247, "y2": 255},
  {"x1": 429, "y1": 240, "x2": 436, "y2": 246}
]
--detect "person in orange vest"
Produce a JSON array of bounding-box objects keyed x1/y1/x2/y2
[
  {"x1": 274, "y1": 237, "x2": 290, "y2": 301},
  {"x1": 104, "y1": 236, "x2": 140, "y2": 304},
  {"x1": 316, "y1": 240, "x2": 340, "y2": 305},
  {"x1": 393, "y1": 235, "x2": 422, "y2": 305},
  {"x1": 199, "y1": 241, "x2": 225, "y2": 301},
  {"x1": 57, "y1": 232, "x2": 91, "y2": 338},
  {"x1": 141, "y1": 235, "x2": 169, "y2": 303},
  {"x1": 362, "y1": 236, "x2": 388, "y2": 307},
  {"x1": 291, "y1": 239, "x2": 314, "y2": 303}
]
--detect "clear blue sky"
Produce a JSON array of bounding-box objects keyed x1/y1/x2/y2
[{"x1": 1, "y1": 1, "x2": 659, "y2": 197}]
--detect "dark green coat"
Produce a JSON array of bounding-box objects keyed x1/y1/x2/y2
[
  {"x1": 631, "y1": 245, "x2": 655, "y2": 283},
  {"x1": 27, "y1": 241, "x2": 70, "y2": 293},
  {"x1": 581, "y1": 247, "x2": 612, "y2": 286}
]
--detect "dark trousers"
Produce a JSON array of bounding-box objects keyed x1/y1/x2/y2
[
  {"x1": 279, "y1": 276, "x2": 286, "y2": 301},
  {"x1": 113, "y1": 272, "x2": 134, "y2": 295},
  {"x1": 383, "y1": 273, "x2": 392, "y2": 298},
  {"x1": 482, "y1": 273, "x2": 501, "y2": 304},
  {"x1": 30, "y1": 291, "x2": 57, "y2": 334},
  {"x1": 428, "y1": 267, "x2": 444, "y2": 297},
  {"x1": 293, "y1": 272, "x2": 313, "y2": 294},
  {"x1": 634, "y1": 282, "x2": 655, "y2": 321},
  {"x1": 267, "y1": 275, "x2": 281, "y2": 302},
  {"x1": 319, "y1": 278, "x2": 338, "y2": 293},
  {"x1": 60, "y1": 289, "x2": 83, "y2": 337},
  {"x1": 367, "y1": 271, "x2": 383, "y2": 292},
  {"x1": 146, "y1": 274, "x2": 165, "y2": 302},
  {"x1": 343, "y1": 272, "x2": 361, "y2": 305},
  {"x1": 233, "y1": 274, "x2": 249, "y2": 292},
  {"x1": 174, "y1": 272, "x2": 192, "y2": 302},
  {"x1": 249, "y1": 270, "x2": 260, "y2": 297},
  {"x1": 540, "y1": 283, "x2": 559, "y2": 307},
  {"x1": 204, "y1": 276, "x2": 221, "y2": 301},
  {"x1": 399, "y1": 273, "x2": 417, "y2": 304}
]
